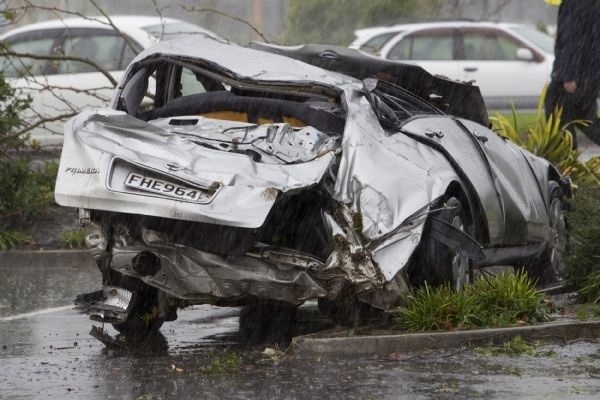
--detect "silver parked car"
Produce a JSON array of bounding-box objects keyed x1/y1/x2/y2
[{"x1": 56, "y1": 37, "x2": 569, "y2": 340}]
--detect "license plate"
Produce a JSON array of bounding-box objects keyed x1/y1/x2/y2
[{"x1": 125, "y1": 172, "x2": 209, "y2": 202}]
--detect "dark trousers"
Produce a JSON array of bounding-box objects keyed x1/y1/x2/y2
[{"x1": 545, "y1": 79, "x2": 600, "y2": 147}]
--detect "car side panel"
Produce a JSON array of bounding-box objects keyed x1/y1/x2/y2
[
  {"x1": 458, "y1": 119, "x2": 550, "y2": 244},
  {"x1": 400, "y1": 116, "x2": 505, "y2": 245}
]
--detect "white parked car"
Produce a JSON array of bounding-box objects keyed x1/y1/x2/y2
[
  {"x1": 350, "y1": 21, "x2": 555, "y2": 109},
  {"x1": 0, "y1": 16, "x2": 219, "y2": 145}
]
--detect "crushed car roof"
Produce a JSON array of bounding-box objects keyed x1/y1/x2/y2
[
  {"x1": 125, "y1": 36, "x2": 488, "y2": 125},
  {"x1": 127, "y1": 36, "x2": 359, "y2": 89},
  {"x1": 250, "y1": 42, "x2": 489, "y2": 125}
]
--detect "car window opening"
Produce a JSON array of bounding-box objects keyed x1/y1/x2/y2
[{"x1": 120, "y1": 60, "x2": 346, "y2": 136}]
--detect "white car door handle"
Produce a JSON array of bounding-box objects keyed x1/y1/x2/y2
[{"x1": 464, "y1": 66, "x2": 478, "y2": 72}]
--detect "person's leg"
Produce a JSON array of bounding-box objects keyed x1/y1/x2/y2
[
  {"x1": 544, "y1": 80, "x2": 581, "y2": 147},
  {"x1": 581, "y1": 92, "x2": 600, "y2": 145},
  {"x1": 569, "y1": 85, "x2": 599, "y2": 146},
  {"x1": 545, "y1": 80, "x2": 562, "y2": 121}
]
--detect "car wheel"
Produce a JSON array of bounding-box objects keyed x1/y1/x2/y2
[
  {"x1": 238, "y1": 298, "x2": 297, "y2": 344},
  {"x1": 111, "y1": 274, "x2": 164, "y2": 335},
  {"x1": 412, "y1": 196, "x2": 472, "y2": 290},
  {"x1": 317, "y1": 297, "x2": 389, "y2": 327},
  {"x1": 526, "y1": 182, "x2": 567, "y2": 285}
]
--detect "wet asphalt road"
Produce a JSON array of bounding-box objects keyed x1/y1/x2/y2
[{"x1": 2, "y1": 261, "x2": 600, "y2": 399}]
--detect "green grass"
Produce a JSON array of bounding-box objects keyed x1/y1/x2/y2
[
  {"x1": 60, "y1": 228, "x2": 86, "y2": 248},
  {"x1": 475, "y1": 336, "x2": 557, "y2": 358},
  {"x1": 203, "y1": 350, "x2": 243, "y2": 375},
  {"x1": 490, "y1": 111, "x2": 537, "y2": 130},
  {"x1": 579, "y1": 270, "x2": 600, "y2": 304},
  {"x1": 566, "y1": 185, "x2": 600, "y2": 296},
  {"x1": 490, "y1": 91, "x2": 600, "y2": 186},
  {"x1": 0, "y1": 229, "x2": 29, "y2": 250},
  {"x1": 395, "y1": 270, "x2": 551, "y2": 332}
]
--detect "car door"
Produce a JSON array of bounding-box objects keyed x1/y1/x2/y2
[
  {"x1": 400, "y1": 116, "x2": 506, "y2": 245},
  {"x1": 382, "y1": 28, "x2": 461, "y2": 81},
  {"x1": 457, "y1": 27, "x2": 551, "y2": 109},
  {"x1": 457, "y1": 118, "x2": 550, "y2": 244},
  {"x1": 2, "y1": 27, "x2": 141, "y2": 144},
  {"x1": 44, "y1": 28, "x2": 140, "y2": 122},
  {"x1": 1, "y1": 29, "x2": 63, "y2": 138}
]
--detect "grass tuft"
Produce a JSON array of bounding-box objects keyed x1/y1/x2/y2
[
  {"x1": 60, "y1": 228, "x2": 86, "y2": 248},
  {"x1": 469, "y1": 270, "x2": 550, "y2": 326},
  {"x1": 396, "y1": 271, "x2": 550, "y2": 331},
  {"x1": 203, "y1": 350, "x2": 243, "y2": 375},
  {"x1": 0, "y1": 229, "x2": 29, "y2": 250},
  {"x1": 579, "y1": 268, "x2": 600, "y2": 303},
  {"x1": 490, "y1": 87, "x2": 600, "y2": 186}
]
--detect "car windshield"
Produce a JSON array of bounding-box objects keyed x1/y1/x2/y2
[
  {"x1": 509, "y1": 26, "x2": 554, "y2": 54},
  {"x1": 359, "y1": 31, "x2": 401, "y2": 55},
  {"x1": 142, "y1": 22, "x2": 214, "y2": 40}
]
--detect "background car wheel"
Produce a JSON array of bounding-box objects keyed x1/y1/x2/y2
[
  {"x1": 526, "y1": 182, "x2": 567, "y2": 286},
  {"x1": 238, "y1": 298, "x2": 297, "y2": 344},
  {"x1": 411, "y1": 196, "x2": 472, "y2": 290}
]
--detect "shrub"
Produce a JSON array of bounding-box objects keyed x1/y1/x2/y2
[
  {"x1": 0, "y1": 72, "x2": 58, "y2": 249},
  {"x1": 60, "y1": 228, "x2": 86, "y2": 248},
  {"x1": 579, "y1": 268, "x2": 600, "y2": 303},
  {"x1": 469, "y1": 270, "x2": 550, "y2": 326},
  {"x1": 395, "y1": 283, "x2": 479, "y2": 331},
  {"x1": 565, "y1": 185, "x2": 600, "y2": 291},
  {"x1": 0, "y1": 229, "x2": 30, "y2": 250},
  {"x1": 396, "y1": 271, "x2": 550, "y2": 331},
  {"x1": 490, "y1": 88, "x2": 600, "y2": 186}
]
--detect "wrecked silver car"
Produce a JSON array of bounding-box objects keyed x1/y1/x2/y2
[{"x1": 55, "y1": 36, "x2": 569, "y2": 339}]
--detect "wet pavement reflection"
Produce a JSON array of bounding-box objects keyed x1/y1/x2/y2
[{"x1": 2, "y1": 259, "x2": 600, "y2": 399}]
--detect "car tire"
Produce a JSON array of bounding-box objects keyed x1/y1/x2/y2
[
  {"x1": 111, "y1": 274, "x2": 164, "y2": 335},
  {"x1": 411, "y1": 196, "x2": 472, "y2": 290},
  {"x1": 238, "y1": 298, "x2": 297, "y2": 344},
  {"x1": 317, "y1": 297, "x2": 388, "y2": 327},
  {"x1": 526, "y1": 182, "x2": 567, "y2": 286}
]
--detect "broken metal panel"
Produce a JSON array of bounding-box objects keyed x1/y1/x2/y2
[
  {"x1": 109, "y1": 231, "x2": 328, "y2": 306},
  {"x1": 324, "y1": 233, "x2": 384, "y2": 291},
  {"x1": 248, "y1": 42, "x2": 490, "y2": 126},
  {"x1": 459, "y1": 118, "x2": 554, "y2": 243},
  {"x1": 333, "y1": 91, "x2": 464, "y2": 240},
  {"x1": 74, "y1": 286, "x2": 133, "y2": 325},
  {"x1": 55, "y1": 110, "x2": 336, "y2": 228},
  {"x1": 371, "y1": 214, "x2": 427, "y2": 281}
]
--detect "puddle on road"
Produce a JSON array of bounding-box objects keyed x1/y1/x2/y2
[{"x1": 0, "y1": 262, "x2": 100, "y2": 317}]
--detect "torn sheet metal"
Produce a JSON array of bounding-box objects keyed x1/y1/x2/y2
[
  {"x1": 56, "y1": 110, "x2": 337, "y2": 228},
  {"x1": 108, "y1": 227, "x2": 328, "y2": 305}
]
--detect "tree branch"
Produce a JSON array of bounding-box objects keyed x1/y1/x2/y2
[
  {"x1": 0, "y1": 50, "x2": 119, "y2": 87},
  {"x1": 180, "y1": 6, "x2": 269, "y2": 43}
]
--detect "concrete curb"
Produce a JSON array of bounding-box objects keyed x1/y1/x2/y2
[
  {"x1": 0, "y1": 249, "x2": 95, "y2": 269},
  {"x1": 293, "y1": 320, "x2": 600, "y2": 358}
]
